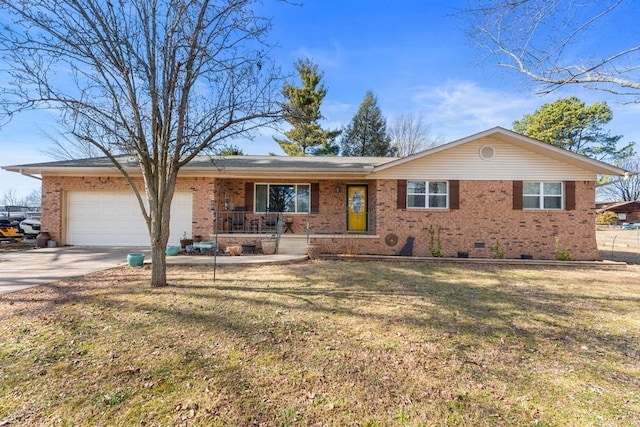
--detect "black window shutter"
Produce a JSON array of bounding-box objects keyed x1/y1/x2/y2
[
  {"x1": 449, "y1": 180, "x2": 459, "y2": 210},
  {"x1": 565, "y1": 181, "x2": 576, "y2": 210},
  {"x1": 311, "y1": 183, "x2": 320, "y2": 213},
  {"x1": 513, "y1": 181, "x2": 523, "y2": 210},
  {"x1": 245, "y1": 182, "x2": 254, "y2": 211},
  {"x1": 397, "y1": 180, "x2": 407, "y2": 209}
]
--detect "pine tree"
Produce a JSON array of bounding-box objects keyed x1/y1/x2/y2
[
  {"x1": 274, "y1": 59, "x2": 340, "y2": 156},
  {"x1": 340, "y1": 91, "x2": 394, "y2": 157}
]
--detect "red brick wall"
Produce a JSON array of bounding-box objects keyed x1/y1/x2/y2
[
  {"x1": 42, "y1": 176, "x2": 352, "y2": 246},
  {"x1": 44, "y1": 175, "x2": 598, "y2": 260},
  {"x1": 336, "y1": 179, "x2": 597, "y2": 260}
]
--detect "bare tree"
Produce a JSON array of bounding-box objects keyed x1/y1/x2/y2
[
  {"x1": 0, "y1": 0, "x2": 283, "y2": 287},
  {"x1": 465, "y1": 0, "x2": 640, "y2": 100},
  {"x1": 23, "y1": 190, "x2": 42, "y2": 208},
  {"x1": 42, "y1": 131, "x2": 106, "y2": 161},
  {"x1": 1, "y1": 189, "x2": 19, "y2": 206},
  {"x1": 599, "y1": 157, "x2": 640, "y2": 201},
  {"x1": 1, "y1": 189, "x2": 39, "y2": 208},
  {"x1": 388, "y1": 113, "x2": 443, "y2": 157}
]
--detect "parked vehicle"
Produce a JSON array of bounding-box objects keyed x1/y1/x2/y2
[
  {"x1": 0, "y1": 205, "x2": 28, "y2": 219},
  {"x1": 0, "y1": 219, "x2": 24, "y2": 242},
  {"x1": 19, "y1": 218, "x2": 41, "y2": 238},
  {"x1": 25, "y1": 210, "x2": 41, "y2": 220}
]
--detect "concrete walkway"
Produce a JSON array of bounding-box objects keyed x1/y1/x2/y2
[{"x1": 0, "y1": 246, "x2": 308, "y2": 294}]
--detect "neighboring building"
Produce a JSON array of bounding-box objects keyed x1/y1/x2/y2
[
  {"x1": 2, "y1": 127, "x2": 627, "y2": 260},
  {"x1": 596, "y1": 201, "x2": 640, "y2": 224}
]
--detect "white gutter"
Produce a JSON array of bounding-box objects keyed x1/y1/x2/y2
[
  {"x1": 19, "y1": 169, "x2": 42, "y2": 181},
  {"x1": 595, "y1": 171, "x2": 638, "y2": 187}
]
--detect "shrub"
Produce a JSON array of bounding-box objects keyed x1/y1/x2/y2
[
  {"x1": 554, "y1": 237, "x2": 572, "y2": 261},
  {"x1": 491, "y1": 240, "x2": 505, "y2": 259},
  {"x1": 595, "y1": 211, "x2": 618, "y2": 225},
  {"x1": 428, "y1": 225, "x2": 443, "y2": 257}
]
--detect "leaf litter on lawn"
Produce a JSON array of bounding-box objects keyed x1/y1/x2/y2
[{"x1": 1, "y1": 261, "x2": 639, "y2": 426}]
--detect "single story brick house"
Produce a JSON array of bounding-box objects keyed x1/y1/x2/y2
[{"x1": 3, "y1": 127, "x2": 626, "y2": 260}]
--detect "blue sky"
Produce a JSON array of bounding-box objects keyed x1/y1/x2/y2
[{"x1": 1, "y1": 0, "x2": 638, "y2": 198}]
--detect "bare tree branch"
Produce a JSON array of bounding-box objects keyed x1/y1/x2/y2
[
  {"x1": 599, "y1": 157, "x2": 640, "y2": 201},
  {"x1": 388, "y1": 112, "x2": 443, "y2": 157},
  {"x1": 0, "y1": 0, "x2": 285, "y2": 287},
  {"x1": 465, "y1": 0, "x2": 640, "y2": 101}
]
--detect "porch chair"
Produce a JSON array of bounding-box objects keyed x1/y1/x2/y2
[
  {"x1": 261, "y1": 212, "x2": 279, "y2": 233},
  {"x1": 229, "y1": 211, "x2": 246, "y2": 232}
]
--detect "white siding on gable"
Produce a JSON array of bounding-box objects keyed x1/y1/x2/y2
[{"x1": 371, "y1": 137, "x2": 596, "y2": 181}]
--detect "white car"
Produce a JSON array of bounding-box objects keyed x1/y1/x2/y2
[{"x1": 19, "y1": 218, "x2": 41, "y2": 238}]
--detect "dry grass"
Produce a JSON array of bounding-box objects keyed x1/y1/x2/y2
[
  {"x1": 0, "y1": 241, "x2": 34, "y2": 253},
  {"x1": 1, "y1": 261, "x2": 639, "y2": 426}
]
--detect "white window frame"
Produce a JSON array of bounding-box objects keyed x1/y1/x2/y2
[
  {"x1": 523, "y1": 182, "x2": 563, "y2": 210},
  {"x1": 254, "y1": 183, "x2": 310, "y2": 213},
  {"x1": 407, "y1": 180, "x2": 449, "y2": 209}
]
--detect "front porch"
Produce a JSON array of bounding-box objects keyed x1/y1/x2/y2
[
  {"x1": 189, "y1": 178, "x2": 383, "y2": 256},
  {"x1": 201, "y1": 210, "x2": 380, "y2": 256}
]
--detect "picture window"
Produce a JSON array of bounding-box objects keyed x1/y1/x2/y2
[{"x1": 255, "y1": 184, "x2": 310, "y2": 213}]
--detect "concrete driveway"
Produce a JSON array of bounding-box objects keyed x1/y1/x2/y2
[{"x1": 0, "y1": 246, "x2": 149, "y2": 294}]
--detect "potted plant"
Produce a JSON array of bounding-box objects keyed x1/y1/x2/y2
[
  {"x1": 180, "y1": 232, "x2": 193, "y2": 249},
  {"x1": 307, "y1": 243, "x2": 321, "y2": 259},
  {"x1": 261, "y1": 238, "x2": 277, "y2": 255},
  {"x1": 241, "y1": 241, "x2": 256, "y2": 254},
  {"x1": 127, "y1": 253, "x2": 145, "y2": 267},
  {"x1": 166, "y1": 245, "x2": 180, "y2": 256}
]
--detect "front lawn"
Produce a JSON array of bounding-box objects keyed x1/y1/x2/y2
[{"x1": 1, "y1": 262, "x2": 638, "y2": 426}]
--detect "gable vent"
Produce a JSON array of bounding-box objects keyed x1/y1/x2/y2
[{"x1": 479, "y1": 145, "x2": 495, "y2": 160}]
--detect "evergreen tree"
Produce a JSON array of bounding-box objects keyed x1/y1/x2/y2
[
  {"x1": 216, "y1": 144, "x2": 245, "y2": 156},
  {"x1": 340, "y1": 91, "x2": 394, "y2": 157},
  {"x1": 275, "y1": 59, "x2": 340, "y2": 156},
  {"x1": 513, "y1": 97, "x2": 634, "y2": 163},
  {"x1": 310, "y1": 135, "x2": 340, "y2": 156}
]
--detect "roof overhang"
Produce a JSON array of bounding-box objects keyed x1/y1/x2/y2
[{"x1": 2, "y1": 155, "x2": 387, "y2": 179}]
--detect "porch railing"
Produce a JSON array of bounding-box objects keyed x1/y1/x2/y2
[
  {"x1": 215, "y1": 211, "x2": 282, "y2": 234},
  {"x1": 214, "y1": 210, "x2": 376, "y2": 236}
]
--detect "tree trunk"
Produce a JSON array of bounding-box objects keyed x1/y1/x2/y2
[
  {"x1": 147, "y1": 184, "x2": 173, "y2": 288},
  {"x1": 150, "y1": 242, "x2": 167, "y2": 287}
]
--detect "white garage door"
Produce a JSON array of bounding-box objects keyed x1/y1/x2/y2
[{"x1": 67, "y1": 191, "x2": 193, "y2": 246}]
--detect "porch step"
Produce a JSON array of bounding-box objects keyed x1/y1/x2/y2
[{"x1": 278, "y1": 235, "x2": 309, "y2": 255}]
